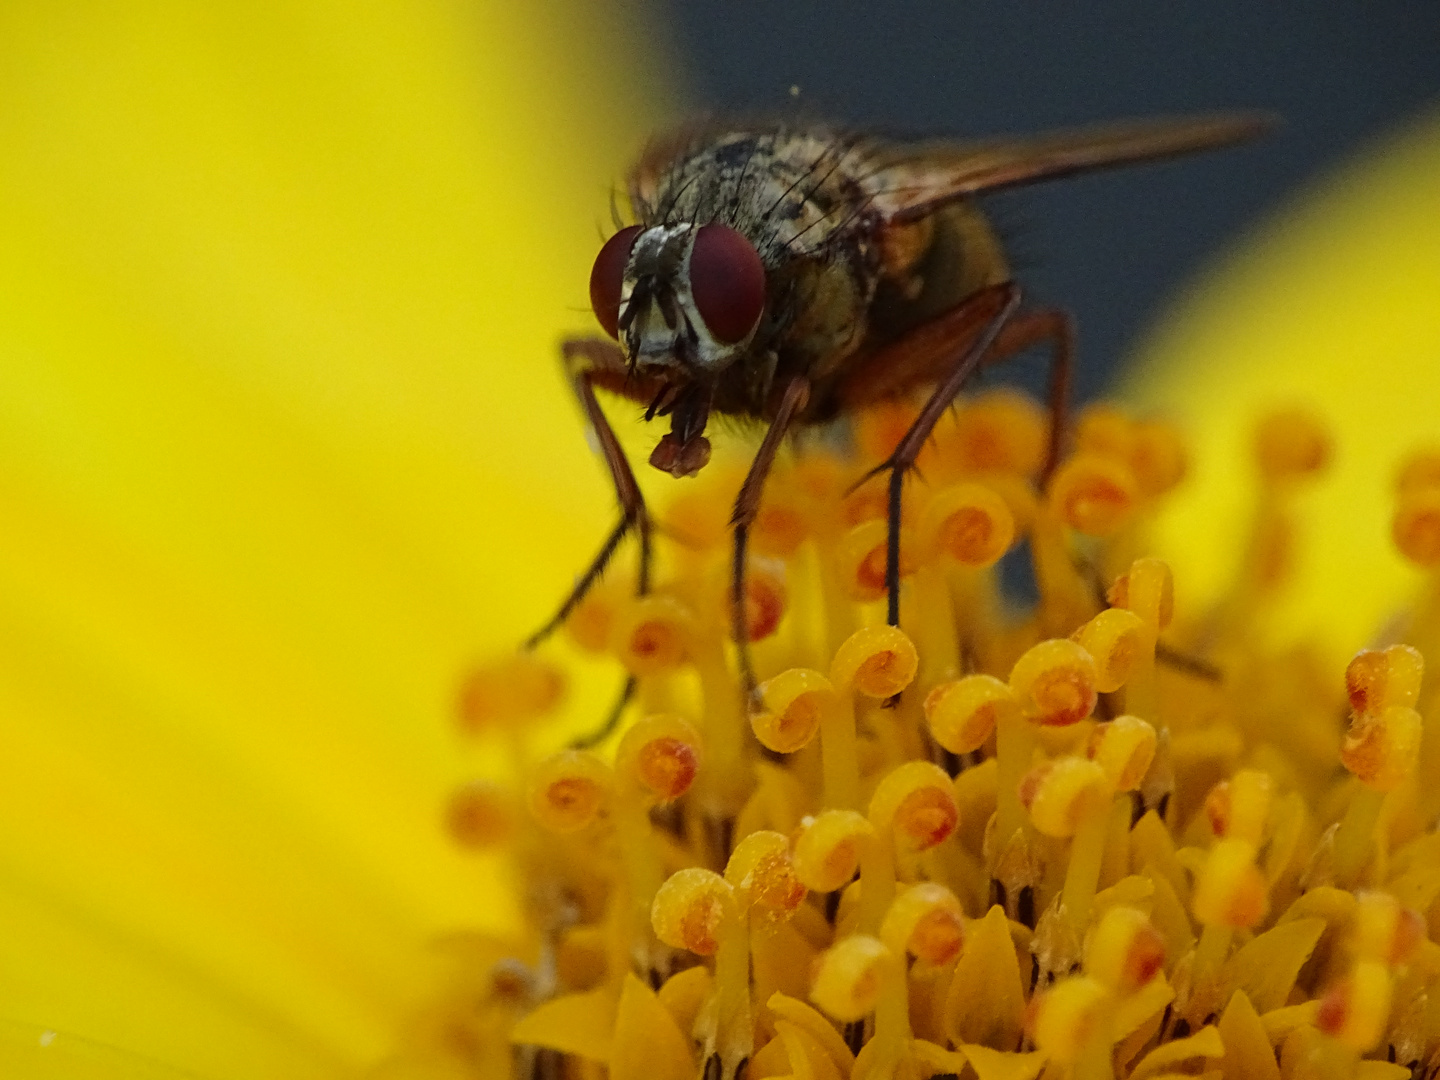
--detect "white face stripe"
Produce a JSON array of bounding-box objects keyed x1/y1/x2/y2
[{"x1": 619, "y1": 224, "x2": 761, "y2": 373}]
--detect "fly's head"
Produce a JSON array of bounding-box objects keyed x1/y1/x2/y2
[{"x1": 589, "y1": 221, "x2": 767, "y2": 478}]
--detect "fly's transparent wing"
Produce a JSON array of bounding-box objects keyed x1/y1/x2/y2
[{"x1": 868, "y1": 112, "x2": 1274, "y2": 224}]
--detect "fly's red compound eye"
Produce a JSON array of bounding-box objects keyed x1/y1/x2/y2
[
  {"x1": 689, "y1": 223, "x2": 766, "y2": 345},
  {"x1": 589, "y1": 225, "x2": 643, "y2": 339}
]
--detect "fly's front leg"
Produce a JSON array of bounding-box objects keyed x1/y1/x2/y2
[
  {"x1": 526, "y1": 338, "x2": 654, "y2": 649},
  {"x1": 729, "y1": 376, "x2": 810, "y2": 699},
  {"x1": 852, "y1": 282, "x2": 1023, "y2": 626},
  {"x1": 529, "y1": 338, "x2": 665, "y2": 747}
]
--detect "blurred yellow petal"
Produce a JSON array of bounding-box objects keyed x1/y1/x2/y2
[
  {"x1": 0, "y1": 0, "x2": 671, "y2": 1076},
  {"x1": 1129, "y1": 107, "x2": 1440, "y2": 657},
  {"x1": 508, "y1": 986, "x2": 617, "y2": 1063}
]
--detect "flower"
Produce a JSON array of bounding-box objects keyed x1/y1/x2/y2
[{"x1": 453, "y1": 379, "x2": 1440, "y2": 1079}]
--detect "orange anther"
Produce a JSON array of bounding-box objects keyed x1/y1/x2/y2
[
  {"x1": 1047, "y1": 452, "x2": 1138, "y2": 537},
  {"x1": 752, "y1": 668, "x2": 834, "y2": 754},
  {"x1": 921, "y1": 481, "x2": 1016, "y2": 567},
  {"x1": 1010, "y1": 638, "x2": 1100, "y2": 727},
  {"x1": 1254, "y1": 408, "x2": 1331, "y2": 481}
]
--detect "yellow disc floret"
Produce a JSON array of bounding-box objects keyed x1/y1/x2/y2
[
  {"x1": 1009, "y1": 638, "x2": 1099, "y2": 727},
  {"x1": 920, "y1": 481, "x2": 1016, "y2": 567},
  {"x1": 527, "y1": 750, "x2": 612, "y2": 834},
  {"x1": 830, "y1": 625, "x2": 919, "y2": 699},
  {"x1": 924, "y1": 673, "x2": 1017, "y2": 754},
  {"x1": 750, "y1": 668, "x2": 835, "y2": 754},
  {"x1": 810, "y1": 934, "x2": 892, "y2": 1023},
  {"x1": 868, "y1": 761, "x2": 960, "y2": 852},
  {"x1": 651, "y1": 867, "x2": 735, "y2": 956},
  {"x1": 614, "y1": 714, "x2": 703, "y2": 804},
  {"x1": 793, "y1": 809, "x2": 875, "y2": 893}
]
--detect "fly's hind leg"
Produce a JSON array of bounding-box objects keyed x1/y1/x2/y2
[{"x1": 989, "y1": 307, "x2": 1076, "y2": 479}]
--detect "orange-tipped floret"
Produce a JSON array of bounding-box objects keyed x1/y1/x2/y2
[
  {"x1": 1072, "y1": 607, "x2": 1146, "y2": 694},
  {"x1": 725, "y1": 830, "x2": 807, "y2": 918},
  {"x1": 1084, "y1": 906, "x2": 1166, "y2": 995},
  {"x1": 924, "y1": 673, "x2": 1017, "y2": 754},
  {"x1": 1009, "y1": 638, "x2": 1099, "y2": 727},
  {"x1": 1393, "y1": 488, "x2": 1440, "y2": 566},
  {"x1": 1345, "y1": 643, "x2": 1424, "y2": 714},
  {"x1": 1341, "y1": 703, "x2": 1423, "y2": 791},
  {"x1": 750, "y1": 477, "x2": 811, "y2": 560},
  {"x1": 445, "y1": 780, "x2": 513, "y2": 850},
  {"x1": 878, "y1": 882, "x2": 965, "y2": 965},
  {"x1": 1085, "y1": 715, "x2": 1157, "y2": 792},
  {"x1": 651, "y1": 867, "x2": 735, "y2": 956},
  {"x1": 1254, "y1": 407, "x2": 1331, "y2": 482},
  {"x1": 1396, "y1": 446, "x2": 1440, "y2": 494},
  {"x1": 919, "y1": 481, "x2": 1016, "y2": 567},
  {"x1": 614, "y1": 714, "x2": 702, "y2": 804},
  {"x1": 732, "y1": 561, "x2": 789, "y2": 642},
  {"x1": 456, "y1": 653, "x2": 565, "y2": 735},
  {"x1": 527, "y1": 750, "x2": 612, "y2": 834},
  {"x1": 609, "y1": 593, "x2": 693, "y2": 676},
  {"x1": 1316, "y1": 960, "x2": 1392, "y2": 1052},
  {"x1": 793, "y1": 809, "x2": 875, "y2": 893},
  {"x1": 1354, "y1": 891, "x2": 1426, "y2": 967},
  {"x1": 868, "y1": 761, "x2": 959, "y2": 852},
  {"x1": 1108, "y1": 557, "x2": 1174, "y2": 632},
  {"x1": 809, "y1": 934, "x2": 892, "y2": 1023},
  {"x1": 836, "y1": 519, "x2": 918, "y2": 602},
  {"x1": 1018, "y1": 756, "x2": 1111, "y2": 838},
  {"x1": 1202, "y1": 768, "x2": 1272, "y2": 846},
  {"x1": 751, "y1": 668, "x2": 835, "y2": 754},
  {"x1": 1191, "y1": 837, "x2": 1268, "y2": 928},
  {"x1": 830, "y1": 625, "x2": 920, "y2": 699},
  {"x1": 1028, "y1": 975, "x2": 1109, "y2": 1063},
  {"x1": 1128, "y1": 419, "x2": 1188, "y2": 499},
  {"x1": 1047, "y1": 451, "x2": 1138, "y2": 537},
  {"x1": 946, "y1": 389, "x2": 1048, "y2": 478}
]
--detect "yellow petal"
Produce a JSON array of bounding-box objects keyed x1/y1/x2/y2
[
  {"x1": 749, "y1": 1034, "x2": 793, "y2": 1080},
  {"x1": 767, "y1": 992, "x2": 857, "y2": 1076},
  {"x1": 775, "y1": 1020, "x2": 843, "y2": 1080},
  {"x1": 910, "y1": 1038, "x2": 971, "y2": 1078},
  {"x1": 1217, "y1": 990, "x2": 1280, "y2": 1080},
  {"x1": 1128, "y1": 1024, "x2": 1225, "y2": 1080},
  {"x1": 1259, "y1": 1001, "x2": 1320, "y2": 1046},
  {"x1": 0, "y1": 1019, "x2": 192, "y2": 1079},
  {"x1": 1112, "y1": 972, "x2": 1175, "y2": 1045},
  {"x1": 942, "y1": 904, "x2": 1026, "y2": 1051},
  {"x1": 958, "y1": 1042, "x2": 1049, "y2": 1080},
  {"x1": 610, "y1": 973, "x2": 694, "y2": 1080},
  {"x1": 1354, "y1": 1063, "x2": 1412, "y2": 1080},
  {"x1": 658, "y1": 965, "x2": 713, "y2": 1040},
  {"x1": 508, "y1": 986, "x2": 617, "y2": 1062},
  {"x1": 1219, "y1": 917, "x2": 1326, "y2": 1014}
]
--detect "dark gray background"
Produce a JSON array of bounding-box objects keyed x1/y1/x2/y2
[{"x1": 657, "y1": 1, "x2": 1440, "y2": 403}]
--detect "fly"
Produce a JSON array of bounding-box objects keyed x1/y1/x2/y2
[{"x1": 528, "y1": 113, "x2": 1271, "y2": 729}]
